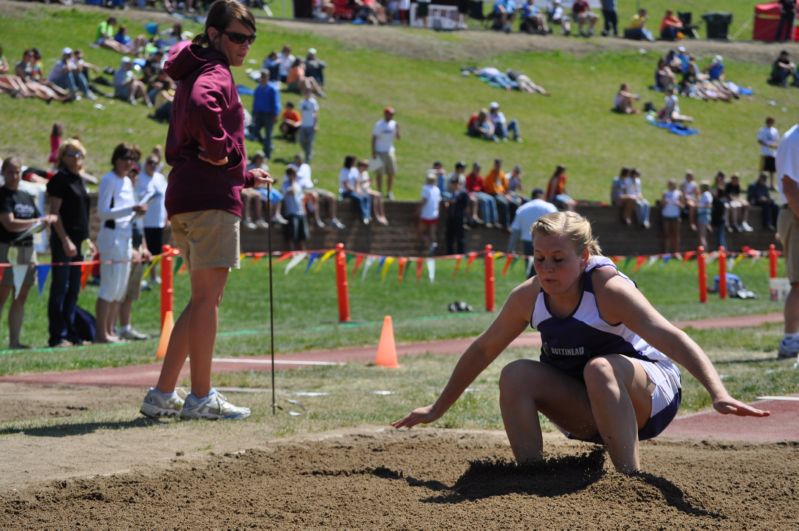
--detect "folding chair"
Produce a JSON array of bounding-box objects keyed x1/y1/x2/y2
[{"x1": 677, "y1": 12, "x2": 700, "y2": 39}]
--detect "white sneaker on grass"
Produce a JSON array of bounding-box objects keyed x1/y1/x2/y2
[
  {"x1": 140, "y1": 388, "x2": 185, "y2": 418},
  {"x1": 180, "y1": 389, "x2": 251, "y2": 420}
]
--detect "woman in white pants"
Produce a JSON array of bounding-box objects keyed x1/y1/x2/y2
[{"x1": 96, "y1": 144, "x2": 147, "y2": 343}]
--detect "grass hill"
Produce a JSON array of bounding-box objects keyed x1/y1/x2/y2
[{"x1": 0, "y1": 2, "x2": 797, "y2": 202}]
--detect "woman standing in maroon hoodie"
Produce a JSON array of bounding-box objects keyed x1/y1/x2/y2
[{"x1": 140, "y1": 0, "x2": 272, "y2": 421}]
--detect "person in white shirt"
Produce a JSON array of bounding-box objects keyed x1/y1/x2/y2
[
  {"x1": 680, "y1": 170, "x2": 699, "y2": 231},
  {"x1": 661, "y1": 179, "x2": 683, "y2": 255},
  {"x1": 281, "y1": 166, "x2": 308, "y2": 251},
  {"x1": 775, "y1": 121, "x2": 799, "y2": 359},
  {"x1": 659, "y1": 88, "x2": 692, "y2": 123},
  {"x1": 48, "y1": 47, "x2": 95, "y2": 101},
  {"x1": 298, "y1": 89, "x2": 319, "y2": 163},
  {"x1": 418, "y1": 172, "x2": 442, "y2": 255},
  {"x1": 277, "y1": 45, "x2": 295, "y2": 83},
  {"x1": 507, "y1": 188, "x2": 557, "y2": 263},
  {"x1": 371, "y1": 106, "x2": 401, "y2": 199},
  {"x1": 339, "y1": 155, "x2": 371, "y2": 224},
  {"x1": 757, "y1": 116, "x2": 780, "y2": 190},
  {"x1": 356, "y1": 159, "x2": 389, "y2": 225},
  {"x1": 622, "y1": 168, "x2": 650, "y2": 228},
  {"x1": 136, "y1": 154, "x2": 168, "y2": 285},
  {"x1": 96, "y1": 144, "x2": 147, "y2": 343},
  {"x1": 290, "y1": 154, "x2": 344, "y2": 230}
]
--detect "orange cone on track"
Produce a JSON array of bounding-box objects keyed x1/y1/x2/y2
[
  {"x1": 374, "y1": 315, "x2": 399, "y2": 368},
  {"x1": 156, "y1": 310, "x2": 174, "y2": 360}
]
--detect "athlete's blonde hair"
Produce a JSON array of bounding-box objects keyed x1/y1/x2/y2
[{"x1": 532, "y1": 211, "x2": 602, "y2": 256}]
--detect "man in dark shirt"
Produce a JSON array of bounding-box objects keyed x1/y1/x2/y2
[
  {"x1": 304, "y1": 48, "x2": 326, "y2": 87},
  {"x1": 747, "y1": 172, "x2": 779, "y2": 231}
]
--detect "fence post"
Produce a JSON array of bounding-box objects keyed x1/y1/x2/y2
[
  {"x1": 335, "y1": 243, "x2": 350, "y2": 322},
  {"x1": 769, "y1": 243, "x2": 778, "y2": 279},
  {"x1": 697, "y1": 246, "x2": 707, "y2": 303},
  {"x1": 160, "y1": 245, "x2": 174, "y2": 328},
  {"x1": 484, "y1": 244, "x2": 495, "y2": 312},
  {"x1": 718, "y1": 246, "x2": 727, "y2": 299}
]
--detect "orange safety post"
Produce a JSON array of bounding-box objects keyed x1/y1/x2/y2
[
  {"x1": 484, "y1": 244, "x2": 495, "y2": 312},
  {"x1": 697, "y1": 246, "x2": 707, "y2": 303},
  {"x1": 718, "y1": 246, "x2": 727, "y2": 299},
  {"x1": 335, "y1": 243, "x2": 351, "y2": 322},
  {"x1": 769, "y1": 244, "x2": 778, "y2": 279},
  {"x1": 160, "y1": 245, "x2": 174, "y2": 328}
]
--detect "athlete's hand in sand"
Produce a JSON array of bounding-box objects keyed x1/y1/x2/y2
[
  {"x1": 713, "y1": 395, "x2": 770, "y2": 417},
  {"x1": 392, "y1": 405, "x2": 441, "y2": 429},
  {"x1": 250, "y1": 168, "x2": 273, "y2": 188}
]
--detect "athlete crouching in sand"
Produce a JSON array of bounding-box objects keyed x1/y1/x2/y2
[{"x1": 394, "y1": 211, "x2": 768, "y2": 472}]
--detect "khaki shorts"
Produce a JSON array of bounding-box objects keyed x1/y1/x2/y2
[
  {"x1": 0, "y1": 244, "x2": 35, "y2": 287},
  {"x1": 777, "y1": 208, "x2": 799, "y2": 283},
  {"x1": 375, "y1": 150, "x2": 397, "y2": 177},
  {"x1": 170, "y1": 210, "x2": 240, "y2": 271},
  {"x1": 125, "y1": 259, "x2": 145, "y2": 302}
]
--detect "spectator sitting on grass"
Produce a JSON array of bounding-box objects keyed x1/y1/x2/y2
[
  {"x1": 304, "y1": 48, "x2": 326, "y2": 87},
  {"x1": 767, "y1": 50, "x2": 797, "y2": 87},
  {"x1": 286, "y1": 58, "x2": 325, "y2": 98},
  {"x1": 545, "y1": 164, "x2": 576, "y2": 211},
  {"x1": 654, "y1": 58, "x2": 676, "y2": 92},
  {"x1": 659, "y1": 10, "x2": 683, "y2": 41},
  {"x1": 747, "y1": 172, "x2": 779, "y2": 231},
  {"x1": 95, "y1": 17, "x2": 127, "y2": 54},
  {"x1": 548, "y1": 0, "x2": 571, "y2": 35},
  {"x1": 572, "y1": 0, "x2": 598, "y2": 37},
  {"x1": 612, "y1": 83, "x2": 639, "y2": 114},
  {"x1": 15, "y1": 49, "x2": 69, "y2": 103},
  {"x1": 491, "y1": 0, "x2": 517, "y2": 32},
  {"x1": 507, "y1": 69, "x2": 549, "y2": 95},
  {"x1": 657, "y1": 88, "x2": 692, "y2": 123},
  {"x1": 0, "y1": 45, "x2": 32, "y2": 99},
  {"x1": 280, "y1": 101, "x2": 301, "y2": 142},
  {"x1": 467, "y1": 110, "x2": 495, "y2": 140},
  {"x1": 277, "y1": 45, "x2": 295, "y2": 83},
  {"x1": 114, "y1": 57, "x2": 152, "y2": 107},
  {"x1": 519, "y1": 0, "x2": 548, "y2": 34},
  {"x1": 48, "y1": 47, "x2": 96, "y2": 101},
  {"x1": 489, "y1": 101, "x2": 522, "y2": 142},
  {"x1": 623, "y1": 8, "x2": 654, "y2": 41}
]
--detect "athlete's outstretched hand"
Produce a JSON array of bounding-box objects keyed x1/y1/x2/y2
[
  {"x1": 713, "y1": 395, "x2": 770, "y2": 417},
  {"x1": 392, "y1": 405, "x2": 441, "y2": 429}
]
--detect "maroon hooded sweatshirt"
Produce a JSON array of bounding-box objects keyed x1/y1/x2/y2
[{"x1": 164, "y1": 41, "x2": 254, "y2": 219}]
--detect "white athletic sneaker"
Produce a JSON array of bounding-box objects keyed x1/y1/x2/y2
[
  {"x1": 777, "y1": 337, "x2": 799, "y2": 359},
  {"x1": 140, "y1": 388, "x2": 185, "y2": 418},
  {"x1": 180, "y1": 389, "x2": 251, "y2": 420}
]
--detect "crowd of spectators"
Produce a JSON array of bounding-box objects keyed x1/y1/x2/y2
[{"x1": 653, "y1": 46, "x2": 745, "y2": 104}]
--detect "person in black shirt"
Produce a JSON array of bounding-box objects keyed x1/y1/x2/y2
[
  {"x1": 47, "y1": 139, "x2": 93, "y2": 347},
  {"x1": 747, "y1": 172, "x2": 779, "y2": 231},
  {"x1": 775, "y1": 0, "x2": 796, "y2": 42},
  {"x1": 0, "y1": 157, "x2": 56, "y2": 348}
]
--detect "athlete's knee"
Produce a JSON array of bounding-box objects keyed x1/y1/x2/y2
[
  {"x1": 499, "y1": 359, "x2": 542, "y2": 400},
  {"x1": 582, "y1": 356, "x2": 619, "y2": 390}
]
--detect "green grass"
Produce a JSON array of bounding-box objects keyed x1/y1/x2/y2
[{"x1": 1, "y1": 4, "x2": 797, "y2": 203}]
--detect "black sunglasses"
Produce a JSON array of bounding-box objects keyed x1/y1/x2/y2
[
  {"x1": 64, "y1": 151, "x2": 84, "y2": 159},
  {"x1": 222, "y1": 30, "x2": 256, "y2": 45},
  {"x1": 121, "y1": 155, "x2": 138, "y2": 161}
]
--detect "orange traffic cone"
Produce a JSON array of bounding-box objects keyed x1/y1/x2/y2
[
  {"x1": 155, "y1": 310, "x2": 174, "y2": 360},
  {"x1": 374, "y1": 315, "x2": 399, "y2": 368}
]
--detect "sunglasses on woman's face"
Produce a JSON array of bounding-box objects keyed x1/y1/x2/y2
[
  {"x1": 65, "y1": 151, "x2": 84, "y2": 159},
  {"x1": 223, "y1": 30, "x2": 256, "y2": 45}
]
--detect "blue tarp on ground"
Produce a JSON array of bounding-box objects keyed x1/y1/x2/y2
[{"x1": 645, "y1": 113, "x2": 699, "y2": 136}]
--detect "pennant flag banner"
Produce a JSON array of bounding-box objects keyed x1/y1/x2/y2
[
  {"x1": 284, "y1": 252, "x2": 307, "y2": 274},
  {"x1": 526, "y1": 257, "x2": 535, "y2": 277},
  {"x1": 632, "y1": 255, "x2": 646, "y2": 273},
  {"x1": 730, "y1": 253, "x2": 746, "y2": 271},
  {"x1": 80, "y1": 263, "x2": 92, "y2": 289},
  {"x1": 683, "y1": 251, "x2": 696, "y2": 261},
  {"x1": 36, "y1": 264, "x2": 50, "y2": 296},
  {"x1": 397, "y1": 257, "x2": 408, "y2": 283},
  {"x1": 502, "y1": 255, "x2": 513, "y2": 277},
  {"x1": 276, "y1": 251, "x2": 293, "y2": 263},
  {"x1": 361, "y1": 256, "x2": 377, "y2": 280},
  {"x1": 380, "y1": 257, "x2": 395, "y2": 281},
  {"x1": 466, "y1": 252, "x2": 478, "y2": 272},
  {"x1": 141, "y1": 254, "x2": 162, "y2": 281},
  {"x1": 416, "y1": 257, "x2": 424, "y2": 281},
  {"x1": 452, "y1": 255, "x2": 463, "y2": 278},
  {"x1": 315, "y1": 250, "x2": 336, "y2": 272},
  {"x1": 252, "y1": 252, "x2": 265, "y2": 262},
  {"x1": 173, "y1": 256, "x2": 184, "y2": 274},
  {"x1": 646, "y1": 255, "x2": 658, "y2": 268},
  {"x1": 351, "y1": 254, "x2": 364, "y2": 276},
  {"x1": 426, "y1": 258, "x2": 436, "y2": 282},
  {"x1": 610, "y1": 256, "x2": 622, "y2": 265},
  {"x1": 12, "y1": 265, "x2": 27, "y2": 300},
  {"x1": 305, "y1": 252, "x2": 319, "y2": 273},
  {"x1": 623, "y1": 256, "x2": 633, "y2": 270}
]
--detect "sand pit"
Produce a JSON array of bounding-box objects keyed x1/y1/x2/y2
[{"x1": 1, "y1": 428, "x2": 796, "y2": 529}]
